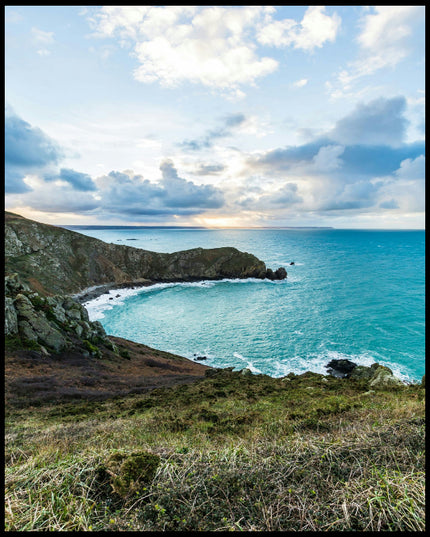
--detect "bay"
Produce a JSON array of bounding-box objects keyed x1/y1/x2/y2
[{"x1": 67, "y1": 226, "x2": 425, "y2": 382}]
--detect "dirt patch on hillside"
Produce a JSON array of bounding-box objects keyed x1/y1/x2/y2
[{"x1": 5, "y1": 336, "x2": 209, "y2": 407}]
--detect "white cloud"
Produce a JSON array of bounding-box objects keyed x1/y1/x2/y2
[
  {"x1": 334, "y1": 6, "x2": 424, "y2": 93},
  {"x1": 88, "y1": 6, "x2": 341, "y2": 95},
  {"x1": 377, "y1": 155, "x2": 425, "y2": 213},
  {"x1": 31, "y1": 27, "x2": 55, "y2": 56},
  {"x1": 293, "y1": 78, "x2": 308, "y2": 88},
  {"x1": 257, "y1": 6, "x2": 340, "y2": 51},
  {"x1": 31, "y1": 27, "x2": 55, "y2": 45},
  {"x1": 89, "y1": 6, "x2": 278, "y2": 94}
]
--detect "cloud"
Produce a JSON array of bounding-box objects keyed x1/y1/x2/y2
[
  {"x1": 330, "y1": 96, "x2": 409, "y2": 146},
  {"x1": 5, "y1": 108, "x2": 63, "y2": 193},
  {"x1": 257, "y1": 6, "x2": 341, "y2": 51},
  {"x1": 31, "y1": 27, "x2": 55, "y2": 56},
  {"x1": 5, "y1": 175, "x2": 99, "y2": 214},
  {"x1": 88, "y1": 6, "x2": 278, "y2": 94},
  {"x1": 4, "y1": 110, "x2": 226, "y2": 220},
  {"x1": 379, "y1": 199, "x2": 399, "y2": 209},
  {"x1": 180, "y1": 113, "x2": 247, "y2": 151},
  {"x1": 93, "y1": 161, "x2": 224, "y2": 218},
  {"x1": 333, "y1": 6, "x2": 424, "y2": 94},
  {"x1": 5, "y1": 109, "x2": 100, "y2": 196},
  {"x1": 159, "y1": 160, "x2": 224, "y2": 209},
  {"x1": 237, "y1": 96, "x2": 425, "y2": 217},
  {"x1": 190, "y1": 163, "x2": 226, "y2": 176},
  {"x1": 377, "y1": 155, "x2": 425, "y2": 213},
  {"x1": 44, "y1": 168, "x2": 98, "y2": 191},
  {"x1": 87, "y1": 6, "x2": 342, "y2": 95},
  {"x1": 293, "y1": 78, "x2": 308, "y2": 88}
]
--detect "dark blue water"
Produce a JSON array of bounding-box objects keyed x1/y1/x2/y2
[{"x1": 72, "y1": 227, "x2": 425, "y2": 382}]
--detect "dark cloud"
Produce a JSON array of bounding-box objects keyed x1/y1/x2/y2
[
  {"x1": 97, "y1": 161, "x2": 224, "y2": 216},
  {"x1": 379, "y1": 199, "x2": 399, "y2": 209},
  {"x1": 331, "y1": 97, "x2": 409, "y2": 146},
  {"x1": 250, "y1": 139, "x2": 329, "y2": 171},
  {"x1": 5, "y1": 109, "x2": 63, "y2": 193},
  {"x1": 190, "y1": 163, "x2": 226, "y2": 176},
  {"x1": 159, "y1": 160, "x2": 224, "y2": 209},
  {"x1": 44, "y1": 168, "x2": 97, "y2": 191},
  {"x1": 249, "y1": 139, "x2": 424, "y2": 178},
  {"x1": 180, "y1": 113, "x2": 247, "y2": 151}
]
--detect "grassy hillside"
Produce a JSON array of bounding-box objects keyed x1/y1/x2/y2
[{"x1": 5, "y1": 368, "x2": 425, "y2": 531}]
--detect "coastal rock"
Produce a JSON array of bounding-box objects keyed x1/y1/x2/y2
[
  {"x1": 5, "y1": 273, "x2": 107, "y2": 353},
  {"x1": 265, "y1": 267, "x2": 287, "y2": 280},
  {"x1": 5, "y1": 297, "x2": 18, "y2": 336},
  {"x1": 275, "y1": 267, "x2": 287, "y2": 279},
  {"x1": 326, "y1": 358, "x2": 404, "y2": 388},
  {"x1": 367, "y1": 365, "x2": 404, "y2": 388},
  {"x1": 325, "y1": 359, "x2": 357, "y2": 378}
]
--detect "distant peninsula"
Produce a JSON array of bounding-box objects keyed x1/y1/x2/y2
[{"x1": 5, "y1": 211, "x2": 286, "y2": 298}]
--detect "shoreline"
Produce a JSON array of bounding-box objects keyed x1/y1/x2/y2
[
  {"x1": 72, "y1": 275, "x2": 280, "y2": 304},
  {"x1": 72, "y1": 279, "x2": 155, "y2": 303}
]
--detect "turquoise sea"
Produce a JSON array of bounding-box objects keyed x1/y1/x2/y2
[{"x1": 66, "y1": 227, "x2": 425, "y2": 383}]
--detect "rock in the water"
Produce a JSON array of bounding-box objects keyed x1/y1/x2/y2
[
  {"x1": 265, "y1": 267, "x2": 287, "y2": 280},
  {"x1": 275, "y1": 267, "x2": 287, "y2": 279},
  {"x1": 326, "y1": 358, "x2": 357, "y2": 378}
]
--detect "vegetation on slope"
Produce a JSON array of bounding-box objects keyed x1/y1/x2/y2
[{"x1": 5, "y1": 368, "x2": 425, "y2": 531}]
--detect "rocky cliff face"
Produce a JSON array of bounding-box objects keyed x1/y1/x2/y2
[
  {"x1": 5, "y1": 273, "x2": 109, "y2": 355},
  {"x1": 5, "y1": 211, "x2": 286, "y2": 296}
]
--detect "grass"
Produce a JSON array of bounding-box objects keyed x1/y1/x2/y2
[{"x1": 5, "y1": 368, "x2": 425, "y2": 531}]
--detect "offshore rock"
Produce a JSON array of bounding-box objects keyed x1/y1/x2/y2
[
  {"x1": 5, "y1": 211, "x2": 277, "y2": 296},
  {"x1": 265, "y1": 267, "x2": 287, "y2": 280}
]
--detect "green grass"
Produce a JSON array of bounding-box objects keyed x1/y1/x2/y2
[{"x1": 5, "y1": 369, "x2": 425, "y2": 531}]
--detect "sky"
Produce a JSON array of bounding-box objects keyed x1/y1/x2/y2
[{"x1": 4, "y1": 5, "x2": 425, "y2": 228}]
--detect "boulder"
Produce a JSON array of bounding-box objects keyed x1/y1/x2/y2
[
  {"x1": 275, "y1": 267, "x2": 287, "y2": 279},
  {"x1": 5, "y1": 297, "x2": 18, "y2": 336},
  {"x1": 265, "y1": 267, "x2": 287, "y2": 280},
  {"x1": 367, "y1": 365, "x2": 404, "y2": 388},
  {"x1": 326, "y1": 358, "x2": 357, "y2": 378}
]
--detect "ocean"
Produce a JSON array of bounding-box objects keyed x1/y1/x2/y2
[{"x1": 65, "y1": 226, "x2": 425, "y2": 383}]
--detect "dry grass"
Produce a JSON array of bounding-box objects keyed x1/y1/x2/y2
[{"x1": 5, "y1": 369, "x2": 425, "y2": 531}]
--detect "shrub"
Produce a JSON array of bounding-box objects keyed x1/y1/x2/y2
[{"x1": 97, "y1": 451, "x2": 160, "y2": 498}]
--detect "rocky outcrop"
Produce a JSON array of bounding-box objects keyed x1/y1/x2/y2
[
  {"x1": 5, "y1": 211, "x2": 286, "y2": 296},
  {"x1": 325, "y1": 358, "x2": 404, "y2": 388},
  {"x1": 5, "y1": 273, "x2": 109, "y2": 355}
]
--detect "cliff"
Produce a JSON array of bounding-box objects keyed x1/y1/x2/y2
[{"x1": 5, "y1": 211, "x2": 286, "y2": 297}]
